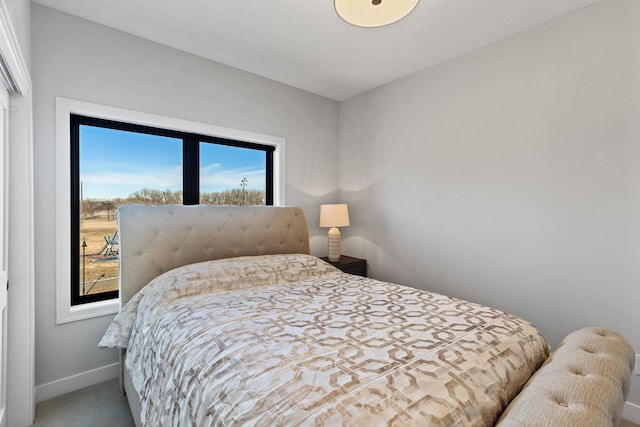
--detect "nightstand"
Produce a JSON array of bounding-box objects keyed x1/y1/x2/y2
[{"x1": 321, "y1": 255, "x2": 367, "y2": 277}]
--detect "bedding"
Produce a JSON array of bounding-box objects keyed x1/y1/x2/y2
[{"x1": 100, "y1": 253, "x2": 548, "y2": 427}]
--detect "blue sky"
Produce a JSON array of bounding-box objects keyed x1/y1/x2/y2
[{"x1": 79, "y1": 125, "x2": 266, "y2": 200}]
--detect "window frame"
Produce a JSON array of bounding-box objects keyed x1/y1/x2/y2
[{"x1": 56, "y1": 97, "x2": 285, "y2": 323}]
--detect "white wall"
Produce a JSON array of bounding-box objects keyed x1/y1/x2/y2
[
  {"x1": 340, "y1": 0, "x2": 640, "y2": 408},
  {"x1": 4, "y1": 0, "x2": 34, "y2": 425},
  {"x1": 31, "y1": 4, "x2": 338, "y2": 393}
]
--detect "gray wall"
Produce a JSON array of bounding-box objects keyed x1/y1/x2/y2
[
  {"x1": 32, "y1": 5, "x2": 339, "y2": 388},
  {"x1": 5, "y1": 0, "x2": 30, "y2": 68},
  {"x1": 339, "y1": 0, "x2": 640, "y2": 405},
  {"x1": 32, "y1": 0, "x2": 640, "y2": 410}
]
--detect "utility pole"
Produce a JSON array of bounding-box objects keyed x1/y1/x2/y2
[
  {"x1": 81, "y1": 238, "x2": 87, "y2": 295},
  {"x1": 240, "y1": 177, "x2": 248, "y2": 205},
  {"x1": 80, "y1": 181, "x2": 83, "y2": 217}
]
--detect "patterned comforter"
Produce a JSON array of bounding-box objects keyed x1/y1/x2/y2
[{"x1": 100, "y1": 254, "x2": 548, "y2": 427}]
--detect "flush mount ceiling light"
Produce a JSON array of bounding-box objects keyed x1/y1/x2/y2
[{"x1": 335, "y1": 0, "x2": 420, "y2": 28}]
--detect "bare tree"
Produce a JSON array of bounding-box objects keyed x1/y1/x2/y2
[
  {"x1": 84, "y1": 185, "x2": 266, "y2": 213},
  {"x1": 128, "y1": 188, "x2": 183, "y2": 205},
  {"x1": 200, "y1": 188, "x2": 265, "y2": 206},
  {"x1": 82, "y1": 199, "x2": 99, "y2": 218}
]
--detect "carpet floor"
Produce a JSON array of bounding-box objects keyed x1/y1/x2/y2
[{"x1": 33, "y1": 378, "x2": 134, "y2": 426}]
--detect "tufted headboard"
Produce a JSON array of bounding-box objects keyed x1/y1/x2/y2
[{"x1": 117, "y1": 204, "x2": 310, "y2": 305}]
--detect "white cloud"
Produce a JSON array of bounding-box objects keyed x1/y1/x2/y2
[
  {"x1": 200, "y1": 164, "x2": 265, "y2": 191},
  {"x1": 81, "y1": 165, "x2": 183, "y2": 198},
  {"x1": 81, "y1": 164, "x2": 266, "y2": 199}
]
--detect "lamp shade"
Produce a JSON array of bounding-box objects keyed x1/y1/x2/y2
[
  {"x1": 319, "y1": 204, "x2": 350, "y2": 228},
  {"x1": 335, "y1": 0, "x2": 419, "y2": 28}
]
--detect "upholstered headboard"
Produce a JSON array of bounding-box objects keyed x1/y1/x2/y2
[{"x1": 117, "y1": 204, "x2": 310, "y2": 305}]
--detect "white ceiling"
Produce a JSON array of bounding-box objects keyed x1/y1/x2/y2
[{"x1": 32, "y1": 0, "x2": 601, "y2": 101}]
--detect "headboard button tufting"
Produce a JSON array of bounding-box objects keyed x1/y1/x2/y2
[
  {"x1": 496, "y1": 327, "x2": 634, "y2": 427},
  {"x1": 117, "y1": 205, "x2": 310, "y2": 305}
]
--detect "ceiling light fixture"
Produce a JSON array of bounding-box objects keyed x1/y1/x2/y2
[{"x1": 335, "y1": 0, "x2": 420, "y2": 28}]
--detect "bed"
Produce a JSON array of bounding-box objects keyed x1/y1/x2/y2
[{"x1": 99, "y1": 205, "x2": 635, "y2": 427}]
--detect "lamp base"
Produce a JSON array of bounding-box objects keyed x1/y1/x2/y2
[{"x1": 327, "y1": 227, "x2": 342, "y2": 262}]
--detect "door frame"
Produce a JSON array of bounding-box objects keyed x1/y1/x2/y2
[
  {"x1": 0, "y1": 0, "x2": 34, "y2": 425},
  {"x1": 0, "y1": 83, "x2": 7, "y2": 427}
]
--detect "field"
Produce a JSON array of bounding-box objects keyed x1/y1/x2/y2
[{"x1": 79, "y1": 214, "x2": 119, "y2": 295}]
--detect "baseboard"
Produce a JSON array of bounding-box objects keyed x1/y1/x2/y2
[
  {"x1": 35, "y1": 362, "x2": 120, "y2": 403},
  {"x1": 624, "y1": 401, "x2": 640, "y2": 424}
]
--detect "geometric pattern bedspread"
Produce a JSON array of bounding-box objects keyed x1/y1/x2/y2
[{"x1": 100, "y1": 254, "x2": 549, "y2": 427}]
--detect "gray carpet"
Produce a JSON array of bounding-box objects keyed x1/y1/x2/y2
[
  {"x1": 34, "y1": 378, "x2": 134, "y2": 427},
  {"x1": 33, "y1": 378, "x2": 640, "y2": 427}
]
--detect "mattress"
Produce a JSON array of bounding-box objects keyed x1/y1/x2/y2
[{"x1": 100, "y1": 253, "x2": 548, "y2": 426}]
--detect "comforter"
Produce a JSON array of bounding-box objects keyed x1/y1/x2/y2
[{"x1": 100, "y1": 254, "x2": 548, "y2": 426}]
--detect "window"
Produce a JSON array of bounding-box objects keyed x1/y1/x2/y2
[
  {"x1": 71, "y1": 115, "x2": 274, "y2": 306},
  {"x1": 56, "y1": 98, "x2": 285, "y2": 323}
]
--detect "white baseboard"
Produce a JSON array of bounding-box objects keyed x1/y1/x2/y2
[
  {"x1": 35, "y1": 362, "x2": 120, "y2": 403},
  {"x1": 624, "y1": 401, "x2": 640, "y2": 424}
]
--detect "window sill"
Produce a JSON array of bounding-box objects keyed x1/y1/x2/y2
[{"x1": 56, "y1": 298, "x2": 119, "y2": 324}]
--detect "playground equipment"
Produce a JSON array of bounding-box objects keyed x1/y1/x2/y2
[
  {"x1": 104, "y1": 231, "x2": 119, "y2": 256},
  {"x1": 88, "y1": 231, "x2": 119, "y2": 257}
]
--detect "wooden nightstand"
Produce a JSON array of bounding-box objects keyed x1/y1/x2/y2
[{"x1": 321, "y1": 255, "x2": 367, "y2": 277}]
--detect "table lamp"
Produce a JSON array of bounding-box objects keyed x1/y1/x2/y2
[{"x1": 319, "y1": 204, "x2": 350, "y2": 262}]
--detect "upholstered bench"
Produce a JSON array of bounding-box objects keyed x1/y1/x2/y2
[{"x1": 497, "y1": 327, "x2": 635, "y2": 426}]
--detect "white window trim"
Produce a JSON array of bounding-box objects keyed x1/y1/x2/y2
[{"x1": 55, "y1": 97, "x2": 286, "y2": 324}]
